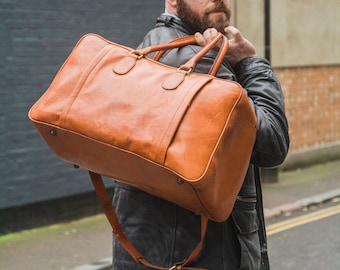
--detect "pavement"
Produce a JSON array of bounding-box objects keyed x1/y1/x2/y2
[{"x1": 1, "y1": 160, "x2": 340, "y2": 270}]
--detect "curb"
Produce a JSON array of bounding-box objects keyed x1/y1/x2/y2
[
  {"x1": 69, "y1": 189, "x2": 340, "y2": 270},
  {"x1": 68, "y1": 257, "x2": 112, "y2": 270},
  {"x1": 264, "y1": 188, "x2": 340, "y2": 219}
]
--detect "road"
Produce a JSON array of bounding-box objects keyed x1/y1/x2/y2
[{"x1": 266, "y1": 199, "x2": 340, "y2": 270}]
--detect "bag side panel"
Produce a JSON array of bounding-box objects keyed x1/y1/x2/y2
[
  {"x1": 190, "y1": 89, "x2": 257, "y2": 221},
  {"x1": 165, "y1": 78, "x2": 247, "y2": 180}
]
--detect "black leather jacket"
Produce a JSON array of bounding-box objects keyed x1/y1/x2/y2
[{"x1": 112, "y1": 14, "x2": 289, "y2": 270}]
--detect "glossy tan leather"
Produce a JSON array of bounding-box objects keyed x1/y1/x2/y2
[{"x1": 29, "y1": 33, "x2": 257, "y2": 222}]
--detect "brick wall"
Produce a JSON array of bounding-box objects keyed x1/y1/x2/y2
[
  {"x1": 0, "y1": 1, "x2": 164, "y2": 232},
  {"x1": 275, "y1": 65, "x2": 340, "y2": 152}
]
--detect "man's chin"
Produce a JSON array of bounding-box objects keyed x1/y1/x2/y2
[
  {"x1": 209, "y1": 11, "x2": 228, "y2": 20},
  {"x1": 207, "y1": 14, "x2": 228, "y2": 28}
]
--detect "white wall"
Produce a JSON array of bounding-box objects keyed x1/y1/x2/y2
[{"x1": 232, "y1": 0, "x2": 340, "y2": 67}]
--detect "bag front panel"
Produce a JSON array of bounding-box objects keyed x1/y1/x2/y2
[
  {"x1": 29, "y1": 35, "x2": 110, "y2": 126},
  {"x1": 63, "y1": 52, "x2": 213, "y2": 166}
]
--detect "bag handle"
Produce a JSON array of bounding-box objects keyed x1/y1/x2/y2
[
  {"x1": 89, "y1": 171, "x2": 208, "y2": 270},
  {"x1": 132, "y1": 33, "x2": 229, "y2": 77},
  {"x1": 152, "y1": 36, "x2": 198, "y2": 62}
]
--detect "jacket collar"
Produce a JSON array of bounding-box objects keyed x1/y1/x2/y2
[{"x1": 156, "y1": 14, "x2": 196, "y2": 35}]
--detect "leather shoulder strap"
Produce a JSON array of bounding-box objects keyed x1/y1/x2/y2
[
  {"x1": 254, "y1": 167, "x2": 270, "y2": 270},
  {"x1": 89, "y1": 171, "x2": 208, "y2": 270}
]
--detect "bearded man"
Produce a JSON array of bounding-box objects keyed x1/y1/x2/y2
[{"x1": 111, "y1": 1, "x2": 289, "y2": 269}]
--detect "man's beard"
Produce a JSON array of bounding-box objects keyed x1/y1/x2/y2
[{"x1": 177, "y1": 0, "x2": 231, "y2": 33}]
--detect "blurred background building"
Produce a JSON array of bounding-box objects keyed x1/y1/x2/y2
[
  {"x1": 1, "y1": 0, "x2": 339, "y2": 233},
  {"x1": 232, "y1": 0, "x2": 340, "y2": 169}
]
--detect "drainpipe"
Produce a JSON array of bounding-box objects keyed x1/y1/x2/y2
[
  {"x1": 264, "y1": 0, "x2": 271, "y2": 62},
  {"x1": 261, "y1": 0, "x2": 280, "y2": 183}
]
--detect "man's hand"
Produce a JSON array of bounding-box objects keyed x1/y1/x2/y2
[{"x1": 195, "y1": 26, "x2": 256, "y2": 67}]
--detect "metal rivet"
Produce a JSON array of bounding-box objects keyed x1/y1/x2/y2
[
  {"x1": 49, "y1": 129, "x2": 57, "y2": 136},
  {"x1": 177, "y1": 178, "x2": 184, "y2": 185}
]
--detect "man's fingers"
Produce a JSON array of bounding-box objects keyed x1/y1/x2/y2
[
  {"x1": 195, "y1": 28, "x2": 219, "y2": 46},
  {"x1": 195, "y1": 32, "x2": 207, "y2": 46},
  {"x1": 224, "y1": 26, "x2": 242, "y2": 42},
  {"x1": 204, "y1": 28, "x2": 218, "y2": 40}
]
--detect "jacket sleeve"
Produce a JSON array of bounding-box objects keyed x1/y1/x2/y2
[{"x1": 234, "y1": 57, "x2": 290, "y2": 167}]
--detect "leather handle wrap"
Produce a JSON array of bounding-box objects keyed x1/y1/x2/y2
[
  {"x1": 137, "y1": 35, "x2": 198, "y2": 56},
  {"x1": 134, "y1": 33, "x2": 229, "y2": 77}
]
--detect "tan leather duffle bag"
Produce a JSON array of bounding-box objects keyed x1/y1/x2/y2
[{"x1": 28, "y1": 32, "x2": 257, "y2": 269}]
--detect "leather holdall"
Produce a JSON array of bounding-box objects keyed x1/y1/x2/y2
[{"x1": 28, "y1": 33, "x2": 257, "y2": 269}]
